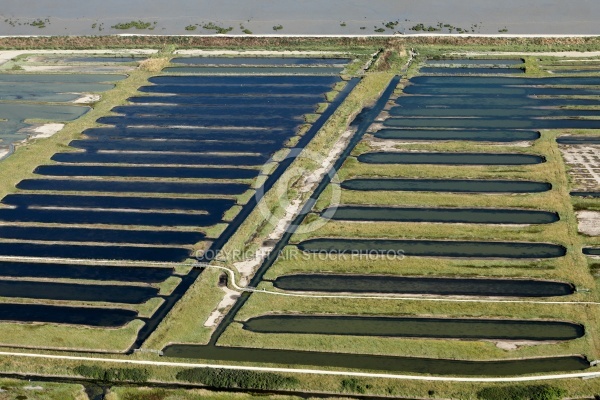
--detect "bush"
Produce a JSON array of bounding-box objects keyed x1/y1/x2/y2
[
  {"x1": 477, "y1": 384, "x2": 566, "y2": 400},
  {"x1": 111, "y1": 20, "x2": 152, "y2": 30},
  {"x1": 341, "y1": 378, "x2": 372, "y2": 394},
  {"x1": 202, "y1": 22, "x2": 233, "y2": 34},
  {"x1": 185, "y1": 25, "x2": 197, "y2": 31},
  {"x1": 73, "y1": 365, "x2": 150, "y2": 383},
  {"x1": 176, "y1": 368, "x2": 298, "y2": 390},
  {"x1": 273, "y1": 24, "x2": 283, "y2": 31}
]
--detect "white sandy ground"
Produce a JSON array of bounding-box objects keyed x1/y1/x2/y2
[
  {"x1": 73, "y1": 93, "x2": 101, "y2": 104},
  {"x1": 0, "y1": 148, "x2": 9, "y2": 160},
  {"x1": 577, "y1": 211, "x2": 600, "y2": 236},
  {"x1": 203, "y1": 284, "x2": 240, "y2": 328},
  {"x1": 232, "y1": 128, "x2": 355, "y2": 284},
  {"x1": 495, "y1": 340, "x2": 551, "y2": 351},
  {"x1": 25, "y1": 123, "x2": 65, "y2": 139},
  {"x1": 0, "y1": 49, "x2": 158, "y2": 66}
]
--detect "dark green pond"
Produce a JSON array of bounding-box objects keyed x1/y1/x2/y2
[
  {"x1": 162, "y1": 66, "x2": 343, "y2": 75},
  {"x1": 357, "y1": 152, "x2": 544, "y2": 165},
  {"x1": 557, "y1": 136, "x2": 600, "y2": 144},
  {"x1": 323, "y1": 206, "x2": 559, "y2": 224},
  {"x1": 571, "y1": 192, "x2": 600, "y2": 198},
  {"x1": 242, "y1": 315, "x2": 583, "y2": 341},
  {"x1": 297, "y1": 239, "x2": 566, "y2": 259},
  {"x1": 584, "y1": 248, "x2": 600, "y2": 256},
  {"x1": 162, "y1": 345, "x2": 589, "y2": 376},
  {"x1": 341, "y1": 178, "x2": 552, "y2": 193},
  {"x1": 373, "y1": 129, "x2": 541, "y2": 142},
  {"x1": 420, "y1": 67, "x2": 524, "y2": 75},
  {"x1": 425, "y1": 59, "x2": 524, "y2": 66},
  {"x1": 273, "y1": 274, "x2": 574, "y2": 297}
]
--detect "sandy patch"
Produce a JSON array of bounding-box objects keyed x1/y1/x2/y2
[
  {"x1": 0, "y1": 49, "x2": 157, "y2": 66},
  {"x1": 27, "y1": 123, "x2": 65, "y2": 139},
  {"x1": 203, "y1": 284, "x2": 241, "y2": 327},
  {"x1": 233, "y1": 128, "x2": 355, "y2": 285},
  {"x1": 366, "y1": 138, "x2": 408, "y2": 152},
  {"x1": 495, "y1": 340, "x2": 551, "y2": 350},
  {"x1": 577, "y1": 211, "x2": 600, "y2": 236},
  {"x1": 0, "y1": 148, "x2": 9, "y2": 160},
  {"x1": 74, "y1": 93, "x2": 101, "y2": 104}
]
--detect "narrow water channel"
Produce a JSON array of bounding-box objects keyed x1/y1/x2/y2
[
  {"x1": 273, "y1": 274, "x2": 574, "y2": 297},
  {"x1": 242, "y1": 315, "x2": 584, "y2": 341}
]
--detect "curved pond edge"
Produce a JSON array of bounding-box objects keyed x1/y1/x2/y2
[
  {"x1": 162, "y1": 345, "x2": 590, "y2": 376},
  {"x1": 340, "y1": 178, "x2": 553, "y2": 193},
  {"x1": 373, "y1": 129, "x2": 541, "y2": 142},
  {"x1": 357, "y1": 152, "x2": 546, "y2": 165},
  {"x1": 297, "y1": 238, "x2": 567, "y2": 259},
  {"x1": 241, "y1": 315, "x2": 584, "y2": 341},
  {"x1": 571, "y1": 192, "x2": 600, "y2": 198},
  {"x1": 272, "y1": 274, "x2": 575, "y2": 297},
  {"x1": 321, "y1": 206, "x2": 559, "y2": 224}
]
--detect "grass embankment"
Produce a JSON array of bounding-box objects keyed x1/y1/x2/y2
[
  {"x1": 0, "y1": 378, "x2": 85, "y2": 399},
  {"x1": 220, "y1": 56, "x2": 599, "y2": 366}
]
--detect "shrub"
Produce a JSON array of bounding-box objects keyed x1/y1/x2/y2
[
  {"x1": 273, "y1": 24, "x2": 283, "y2": 31},
  {"x1": 203, "y1": 22, "x2": 233, "y2": 34},
  {"x1": 176, "y1": 368, "x2": 298, "y2": 390},
  {"x1": 73, "y1": 365, "x2": 150, "y2": 383},
  {"x1": 111, "y1": 20, "x2": 152, "y2": 30},
  {"x1": 185, "y1": 25, "x2": 197, "y2": 31},
  {"x1": 477, "y1": 384, "x2": 566, "y2": 400},
  {"x1": 341, "y1": 378, "x2": 372, "y2": 394}
]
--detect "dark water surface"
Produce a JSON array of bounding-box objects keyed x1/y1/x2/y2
[
  {"x1": 358, "y1": 152, "x2": 544, "y2": 165},
  {"x1": 0, "y1": 303, "x2": 137, "y2": 326},
  {"x1": 298, "y1": 238, "x2": 566, "y2": 259},
  {"x1": 273, "y1": 274, "x2": 574, "y2": 297},
  {"x1": 0, "y1": 280, "x2": 158, "y2": 304},
  {"x1": 341, "y1": 178, "x2": 552, "y2": 193},
  {"x1": 162, "y1": 345, "x2": 589, "y2": 376},
  {"x1": 243, "y1": 315, "x2": 584, "y2": 340},
  {"x1": 0, "y1": 261, "x2": 172, "y2": 283},
  {"x1": 324, "y1": 206, "x2": 559, "y2": 224},
  {"x1": 373, "y1": 129, "x2": 541, "y2": 142}
]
